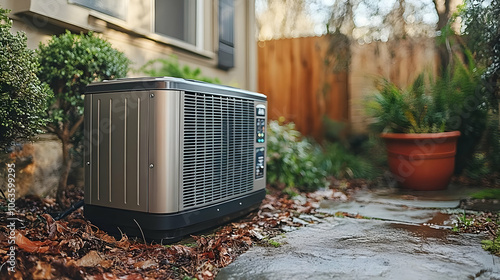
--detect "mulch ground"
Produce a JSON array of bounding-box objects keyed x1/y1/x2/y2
[
  {"x1": 0, "y1": 180, "x2": 366, "y2": 280},
  {"x1": 2, "y1": 176, "x2": 499, "y2": 279}
]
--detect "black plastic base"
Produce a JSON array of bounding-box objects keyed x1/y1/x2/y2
[{"x1": 84, "y1": 189, "x2": 265, "y2": 243}]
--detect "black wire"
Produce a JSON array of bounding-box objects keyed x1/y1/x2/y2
[
  {"x1": 0, "y1": 188, "x2": 7, "y2": 201},
  {"x1": 51, "y1": 199, "x2": 85, "y2": 221}
]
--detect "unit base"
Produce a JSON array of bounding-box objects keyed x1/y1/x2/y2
[{"x1": 84, "y1": 189, "x2": 265, "y2": 243}]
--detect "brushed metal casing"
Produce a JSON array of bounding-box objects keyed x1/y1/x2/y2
[{"x1": 84, "y1": 77, "x2": 267, "y2": 218}]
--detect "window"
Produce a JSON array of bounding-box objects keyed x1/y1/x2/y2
[
  {"x1": 69, "y1": 0, "x2": 128, "y2": 20},
  {"x1": 154, "y1": 0, "x2": 198, "y2": 46}
]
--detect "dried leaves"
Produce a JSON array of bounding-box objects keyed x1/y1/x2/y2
[{"x1": 0, "y1": 187, "x2": 354, "y2": 280}]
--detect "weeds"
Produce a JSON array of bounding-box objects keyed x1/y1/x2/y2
[
  {"x1": 482, "y1": 236, "x2": 500, "y2": 254},
  {"x1": 452, "y1": 212, "x2": 475, "y2": 232},
  {"x1": 262, "y1": 238, "x2": 282, "y2": 248}
]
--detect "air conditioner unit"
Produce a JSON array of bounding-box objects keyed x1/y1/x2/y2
[{"x1": 83, "y1": 77, "x2": 267, "y2": 242}]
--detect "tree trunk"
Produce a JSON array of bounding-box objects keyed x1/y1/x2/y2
[
  {"x1": 54, "y1": 115, "x2": 83, "y2": 208},
  {"x1": 433, "y1": 0, "x2": 453, "y2": 74},
  {"x1": 57, "y1": 134, "x2": 72, "y2": 208}
]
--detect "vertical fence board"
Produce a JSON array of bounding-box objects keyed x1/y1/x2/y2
[
  {"x1": 258, "y1": 36, "x2": 349, "y2": 140},
  {"x1": 258, "y1": 36, "x2": 438, "y2": 137}
]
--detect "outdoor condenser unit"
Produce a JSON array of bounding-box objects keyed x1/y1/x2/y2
[{"x1": 83, "y1": 77, "x2": 267, "y2": 242}]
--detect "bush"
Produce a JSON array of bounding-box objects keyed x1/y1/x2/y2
[
  {"x1": 266, "y1": 120, "x2": 378, "y2": 193},
  {"x1": 266, "y1": 120, "x2": 327, "y2": 192},
  {"x1": 366, "y1": 73, "x2": 450, "y2": 134},
  {"x1": 318, "y1": 142, "x2": 378, "y2": 180},
  {"x1": 139, "y1": 56, "x2": 221, "y2": 84},
  {"x1": 438, "y1": 52, "x2": 488, "y2": 173},
  {"x1": 0, "y1": 8, "x2": 51, "y2": 149},
  {"x1": 37, "y1": 30, "x2": 130, "y2": 206}
]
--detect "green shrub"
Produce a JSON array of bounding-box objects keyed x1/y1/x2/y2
[
  {"x1": 318, "y1": 142, "x2": 378, "y2": 180},
  {"x1": 0, "y1": 8, "x2": 51, "y2": 149},
  {"x1": 485, "y1": 115, "x2": 500, "y2": 173},
  {"x1": 37, "y1": 30, "x2": 130, "y2": 206},
  {"x1": 439, "y1": 52, "x2": 488, "y2": 173},
  {"x1": 465, "y1": 153, "x2": 491, "y2": 180},
  {"x1": 266, "y1": 120, "x2": 327, "y2": 192},
  {"x1": 139, "y1": 56, "x2": 221, "y2": 84},
  {"x1": 366, "y1": 73, "x2": 448, "y2": 134},
  {"x1": 266, "y1": 120, "x2": 378, "y2": 193}
]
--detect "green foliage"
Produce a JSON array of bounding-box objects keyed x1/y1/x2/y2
[
  {"x1": 368, "y1": 55, "x2": 489, "y2": 174},
  {"x1": 465, "y1": 153, "x2": 491, "y2": 181},
  {"x1": 367, "y1": 55, "x2": 488, "y2": 144},
  {"x1": 0, "y1": 8, "x2": 51, "y2": 148},
  {"x1": 440, "y1": 51, "x2": 488, "y2": 173},
  {"x1": 36, "y1": 30, "x2": 130, "y2": 205},
  {"x1": 481, "y1": 236, "x2": 500, "y2": 255},
  {"x1": 37, "y1": 30, "x2": 130, "y2": 134},
  {"x1": 366, "y1": 73, "x2": 447, "y2": 134},
  {"x1": 267, "y1": 120, "x2": 327, "y2": 192},
  {"x1": 318, "y1": 142, "x2": 378, "y2": 180},
  {"x1": 452, "y1": 212, "x2": 475, "y2": 232},
  {"x1": 139, "y1": 56, "x2": 221, "y2": 84},
  {"x1": 459, "y1": 0, "x2": 500, "y2": 110},
  {"x1": 470, "y1": 189, "x2": 500, "y2": 200},
  {"x1": 262, "y1": 238, "x2": 282, "y2": 248},
  {"x1": 438, "y1": 51, "x2": 488, "y2": 134},
  {"x1": 267, "y1": 120, "x2": 378, "y2": 192},
  {"x1": 485, "y1": 115, "x2": 500, "y2": 172}
]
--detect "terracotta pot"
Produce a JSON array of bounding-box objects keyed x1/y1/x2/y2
[{"x1": 381, "y1": 131, "x2": 460, "y2": 191}]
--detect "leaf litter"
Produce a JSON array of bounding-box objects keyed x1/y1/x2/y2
[{"x1": 0, "y1": 181, "x2": 367, "y2": 279}]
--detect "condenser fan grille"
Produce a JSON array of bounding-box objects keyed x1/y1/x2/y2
[{"x1": 182, "y1": 92, "x2": 255, "y2": 209}]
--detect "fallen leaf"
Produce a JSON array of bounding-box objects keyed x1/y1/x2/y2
[
  {"x1": 76, "y1": 250, "x2": 104, "y2": 267},
  {"x1": 32, "y1": 261, "x2": 53, "y2": 280},
  {"x1": 203, "y1": 270, "x2": 213, "y2": 277},
  {"x1": 133, "y1": 259, "x2": 157, "y2": 269},
  {"x1": 15, "y1": 232, "x2": 51, "y2": 253}
]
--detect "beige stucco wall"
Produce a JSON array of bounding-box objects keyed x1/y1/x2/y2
[
  {"x1": 0, "y1": 0, "x2": 257, "y2": 196},
  {"x1": 1, "y1": 0, "x2": 257, "y2": 90}
]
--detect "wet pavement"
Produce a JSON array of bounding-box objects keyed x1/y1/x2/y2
[{"x1": 217, "y1": 184, "x2": 500, "y2": 280}]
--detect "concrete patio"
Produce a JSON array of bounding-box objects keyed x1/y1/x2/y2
[{"x1": 217, "y1": 184, "x2": 500, "y2": 280}]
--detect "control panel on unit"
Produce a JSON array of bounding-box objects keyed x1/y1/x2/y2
[
  {"x1": 255, "y1": 104, "x2": 266, "y2": 179},
  {"x1": 255, "y1": 147, "x2": 265, "y2": 179},
  {"x1": 256, "y1": 105, "x2": 266, "y2": 143}
]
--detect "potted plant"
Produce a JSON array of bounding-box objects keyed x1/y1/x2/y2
[{"x1": 367, "y1": 74, "x2": 461, "y2": 191}]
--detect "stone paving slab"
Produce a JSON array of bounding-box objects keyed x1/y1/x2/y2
[
  {"x1": 217, "y1": 218, "x2": 500, "y2": 280},
  {"x1": 217, "y1": 185, "x2": 500, "y2": 280}
]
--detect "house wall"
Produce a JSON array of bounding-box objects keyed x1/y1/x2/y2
[
  {"x1": 1, "y1": 0, "x2": 257, "y2": 90},
  {"x1": 0, "y1": 0, "x2": 257, "y2": 197}
]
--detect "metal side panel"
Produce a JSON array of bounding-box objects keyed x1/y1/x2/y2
[
  {"x1": 84, "y1": 95, "x2": 92, "y2": 205},
  {"x1": 88, "y1": 91, "x2": 149, "y2": 211},
  {"x1": 148, "y1": 90, "x2": 181, "y2": 214}
]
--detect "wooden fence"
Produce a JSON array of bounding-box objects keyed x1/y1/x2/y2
[
  {"x1": 257, "y1": 36, "x2": 349, "y2": 140},
  {"x1": 258, "y1": 36, "x2": 438, "y2": 138}
]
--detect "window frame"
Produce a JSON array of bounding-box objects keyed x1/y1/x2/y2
[{"x1": 152, "y1": 0, "x2": 205, "y2": 51}]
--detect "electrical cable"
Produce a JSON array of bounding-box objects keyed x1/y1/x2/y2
[{"x1": 50, "y1": 199, "x2": 85, "y2": 221}]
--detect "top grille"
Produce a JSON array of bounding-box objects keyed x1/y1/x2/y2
[{"x1": 182, "y1": 92, "x2": 255, "y2": 209}]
